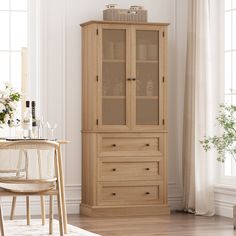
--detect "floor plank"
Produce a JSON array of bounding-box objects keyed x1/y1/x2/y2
[{"x1": 67, "y1": 212, "x2": 236, "y2": 236}]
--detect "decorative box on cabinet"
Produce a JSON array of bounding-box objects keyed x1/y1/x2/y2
[{"x1": 80, "y1": 20, "x2": 170, "y2": 216}]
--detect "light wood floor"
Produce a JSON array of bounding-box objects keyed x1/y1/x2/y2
[{"x1": 67, "y1": 212, "x2": 236, "y2": 236}]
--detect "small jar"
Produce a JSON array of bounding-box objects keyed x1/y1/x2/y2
[{"x1": 106, "y1": 4, "x2": 117, "y2": 9}]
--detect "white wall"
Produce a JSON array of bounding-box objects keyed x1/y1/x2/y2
[{"x1": 2, "y1": 0, "x2": 188, "y2": 215}]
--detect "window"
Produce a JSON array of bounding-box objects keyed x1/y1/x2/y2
[
  {"x1": 0, "y1": 0, "x2": 28, "y2": 135},
  {"x1": 224, "y1": 0, "x2": 236, "y2": 177}
]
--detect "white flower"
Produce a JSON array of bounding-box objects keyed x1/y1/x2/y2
[
  {"x1": 4, "y1": 82, "x2": 13, "y2": 89},
  {"x1": 4, "y1": 114, "x2": 10, "y2": 123},
  {"x1": 8, "y1": 101, "x2": 17, "y2": 110},
  {"x1": 0, "y1": 90, "x2": 7, "y2": 97},
  {"x1": 0, "y1": 103, "x2": 5, "y2": 113},
  {"x1": 0, "y1": 82, "x2": 21, "y2": 126}
]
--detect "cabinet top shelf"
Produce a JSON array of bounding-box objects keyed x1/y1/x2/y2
[{"x1": 80, "y1": 20, "x2": 170, "y2": 27}]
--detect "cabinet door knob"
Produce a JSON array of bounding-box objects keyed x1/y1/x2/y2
[
  {"x1": 145, "y1": 192, "x2": 150, "y2": 195},
  {"x1": 112, "y1": 193, "x2": 116, "y2": 196},
  {"x1": 127, "y1": 78, "x2": 132, "y2": 81},
  {"x1": 112, "y1": 144, "x2": 117, "y2": 147},
  {"x1": 146, "y1": 168, "x2": 150, "y2": 171},
  {"x1": 132, "y1": 78, "x2": 136, "y2": 81},
  {"x1": 112, "y1": 168, "x2": 116, "y2": 171},
  {"x1": 146, "y1": 143, "x2": 150, "y2": 146}
]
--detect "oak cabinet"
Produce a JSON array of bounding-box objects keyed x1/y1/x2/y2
[{"x1": 81, "y1": 21, "x2": 170, "y2": 216}]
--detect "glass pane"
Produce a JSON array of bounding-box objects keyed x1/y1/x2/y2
[
  {"x1": 11, "y1": 12, "x2": 27, "y2": 50},
  {"x1": 232, "y1": 95, "x2": 236, "y2": 104},
  {"x1": 136, "y1": 30, "x2": 159, "y2": 125},
  {"x1": 233, "y1": 0, "x2": 236, "y2": 8},
  {"x1": 233, "y1": 51, "x2": 236, "y2": 91},
  {"x1": 0, "y1": 52, "x2": 9, "y2": 83},
  {"x1": 231, "y1": 156, "x2": 236, "y2": 176},
  {"x1": 11, "y1": 0, "x2": 27, "y2": 10},
  {"x1": 0, "y1": 0, "x2": 9, "y2": 10},
  {"x1": 225, "y1": 0, "x2": 231, "y2": 10},
  {"x1": 224, "y1": 154, "x2": 232, "y2": 176},
  {"x1": 102, "y1": 29, "x2": 126, "y2": 125},
  {"x1": 233, "y1": 10, "x2": 236, "y2": 50},
  {"x1": 11, "y1": 52, "x2": 21, "y2": 91},
  {"x1": 225, "y1": 52, "x2": 231, "y2": 94},
  {"x1": 225, "y1": 94, "x2": 232, "y2": 105},
  {"x1": 225, "y1": 12, "x2": 231, "y2": 51},
  {"x1": 0, "y1": 12, "x2": 9, "y2": 50}
]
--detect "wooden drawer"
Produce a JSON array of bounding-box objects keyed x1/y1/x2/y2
[
  {"x1": 98, "y1": 133, "x2": 164, "y2": 156},
  {"x1": 97, "y1": 181, "x2": 163, "y2": 206},
  {"x1": 98, "y1": 157, "x2": 163, "y2": 181}
]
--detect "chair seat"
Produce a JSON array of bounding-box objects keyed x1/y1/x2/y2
[{"x1": 0, "y1": 182, "x2": 55, "y2": 193}]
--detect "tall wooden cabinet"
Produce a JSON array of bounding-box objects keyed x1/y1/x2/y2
[{"x1": 80, "y1": 21, "x2": 170, "y2": 216}]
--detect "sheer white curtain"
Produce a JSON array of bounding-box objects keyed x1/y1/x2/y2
[{"x1": 183, "y1": 0, "x2": 224, "y2": 215}]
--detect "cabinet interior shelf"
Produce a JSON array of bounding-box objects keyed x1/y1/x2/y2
[
  {"x1": 102, "y1": 59, "x2": 159, "y2": 64},
  {"x1": 102, "y1": 96, "x2": 159, "y2": 99},
  {"x1": 103, "y1": 96, "x2": 125, "y2": 99},
  {"x1": 136, "y1": 60, "x2": 159, "y2": 64},
  {"x1": 137, "y1": 96, "x2": 159, "y2": 99},
  {"x1": 103, "y1": 59, "x2": 125, "y2": 63}
]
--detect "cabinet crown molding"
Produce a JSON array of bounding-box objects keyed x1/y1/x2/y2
[{"x1": 80, "y1": 20, "x2": 170, "y2": 27}]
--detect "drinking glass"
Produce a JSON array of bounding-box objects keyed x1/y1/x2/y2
[
  {"x1": 39, "y1": 116, "x2": 45, "y2": 138},
  {"x1": 47, "y1": 122, "x2": 57, "y2": 140}
]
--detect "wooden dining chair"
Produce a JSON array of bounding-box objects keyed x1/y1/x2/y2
[
  {"x1": 0, "y1": 140, "x2": 64, "y2": 236},
  {"x1": 10, "y1": 149, "x2": 47, "y2": 226}
]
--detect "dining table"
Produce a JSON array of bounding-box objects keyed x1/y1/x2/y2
[{"x1": 0, "y1": 138, "x2": 69, "y2": 234}]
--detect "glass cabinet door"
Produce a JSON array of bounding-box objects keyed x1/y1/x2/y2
[
  {"x1": 134, "y1": 29, "x2": 162, "y2": 127},
  {"x1": 98, "y1": 27, "x2": 130, "y2": 129}
]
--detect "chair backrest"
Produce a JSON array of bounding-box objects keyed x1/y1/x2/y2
[{"x1": 0, "y1": 140, "x2": 59, "y2": 181}]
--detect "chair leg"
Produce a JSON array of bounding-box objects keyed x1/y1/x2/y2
[
  {"x1": 37, "y1": 150, "x2": 46, "y2": 226},
  {"x1": 10, "y1": 197, "x2": 16, "y2": 220},
  {"x1": 58, "y1": 146, "x2": 68, "y2": 233},
  {"x1": 49, "y1": 195, "x2": 53, "y2": 235},
  {"x1": 54, "y1": 149, "x2": 64, "y2": 236},
  {"x1": 26, "y1": 196, "x2": 30, "y2": 226},
  {"x1": 0, "y1": 204, "x2": 5, "y2": 236},
  {"x1": 57, "y1": 193, "x2": 64, "y2": 236},
  {"x1": 40, "y1": 196, "x2": 45, "y2": 225}
]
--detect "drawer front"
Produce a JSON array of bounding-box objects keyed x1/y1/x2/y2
[
  {"x1": 97, "y1": 182, "x2": 163, "y2": 206},
  {"x1": 98, "y1": 133, "x2": 164, "y2": 156},
  {"x1": 98, "y1": 158, "x2": 163, "y2": 181}
]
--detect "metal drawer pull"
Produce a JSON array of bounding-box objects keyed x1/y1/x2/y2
[
  {"x1": 112, "y1": 168, "x2": 116, "y2": 171},
  {"x1": 146, "y1": 168, "x2": 150, "y2": 171},
  {"x1": 112, "y1": 193, "x2": 116, "y2": 196},
  {"x1": 146, "y1": 143, "x2": 150, "y2": 146},
  {"x1": 112, "y1": 144, "x2": 117, "y2": 147},
  {"x1": 145, "y1": 192, "x2": 150, "y2": 195}
]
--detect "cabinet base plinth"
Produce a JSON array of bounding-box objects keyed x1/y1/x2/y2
[{"x1": 80, "y1": 204, "x2": 170, "y2": 217}]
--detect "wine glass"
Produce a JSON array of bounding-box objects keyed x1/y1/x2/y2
[
  {"x1": 39, "y1": 116, "x2": 45, "y2": 138},
  {"x1": 47, "y1": 122, "x2": 58, "y2": 140}
]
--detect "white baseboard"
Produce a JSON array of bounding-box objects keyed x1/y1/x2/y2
[
  {"x1": 214, "y1": 184, "x2": 236, "y2": 218},
  {"x1": 168, "y1": 196, "x2": 183, "y2": 210}
]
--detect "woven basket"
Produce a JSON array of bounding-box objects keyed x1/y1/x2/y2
[{"x1": 103, "y1": 8, "x2": 147, "y2": 22}]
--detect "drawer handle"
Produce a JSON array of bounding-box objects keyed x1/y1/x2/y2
[
  {"x1": 146, "y1": 144, "x2": 150, "y2": 146},
  {"x1": 112, "y1": 168, "x2": 116, "y2": 171},
  {"x1": 112, "y1": 144, "x2": 117, "y2": 147},
  {"x1": 145, "y1": 192, "x2": 150, "y2": 195},
  {"x1": 112, "y1": 193, "x2": 116, "y2": 196},
  {"x1": 146, "y1": 168, "x2": 150, "y2": 171}
]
